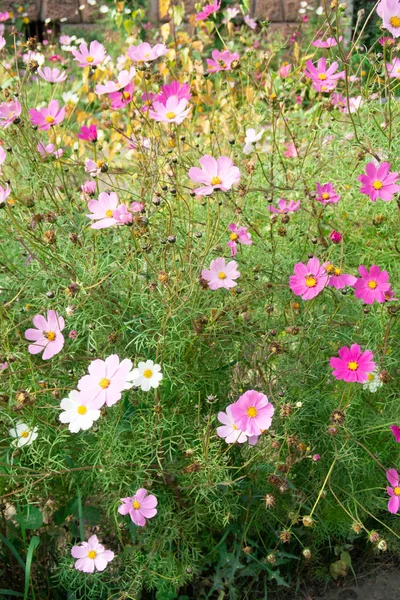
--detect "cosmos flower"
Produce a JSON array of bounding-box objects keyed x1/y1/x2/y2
[
  {"x1": 72, "y1": 40, "x2": 106, "y2": 67},
  {"x1": 149, "y1": 96, "x2": 191, "y2": 124},
  {"x1": 315, "y1": 182, "x2": 341, "y2": 205},
  {"x1": 358, "y1": 162, "x2": 400, "y2": 202},
  {"x1": 323, "y1": 263, "x2": 357, "y2": 289},
  {"x1": 78, "y1": 124, "x2": 98, "y2": 142},
  {"x1": 125, "y1": 359, "x2": 163, "y2": 392},
  {"x1": 25, "y1": 310, "x2": 65, "y2": 360},
  {"x1": 267, "y1": 198, "x2": 300, "y2": 214},
  {"x1": 227, "y1": 223, "x2": 252, "y2": 256},
  {"x1": 243, "y1": 128, "x2": 263, "y2": 154},
  {"x1": 77, "y1": 354, "x2": 134, "y2": 408},
  {"x1": 354, "y1": 265, "x2": 391, "y2": 304},
  {"x1": 303, "y1": 57, "x2": 344, "y2": 92},
  {"x1": 244, "y1": 14, "x2": 257, "y2": 29},
  {"x1": 390, "y1": 425, "x2": 400, "y2": 442},
  {"x1": 201, "y1": 257, "x2": 240, "y2": 290},
  {"x1": 37, "y1": 142, "x2": 63, "y2": 158},
  {"x1": 112, "y1": 204, "x2": 133, "y2": 225},
  {"x1": 128, "y1": 42, "x2": 167, "y2": 62},
  {"x1": 278, "y1": 63, "x2": 292, "y2": 77},
  {"x1": 289, "y1": 257, "x2": 328, "y2": 300},
  {"x1": 230, "y1": 390, "x2": 274, "y2": 436},
  {"x1": 155, "y1": 81, "x2": 191, "y2": 103},
  {"x1": 109, "y1": 82, "x2": 134, "y2": 109},
  {"x1": 71, "y1": 535, "x2": 114, "y2": 573},
  {"x1": 362, "y1": 370, "x2": 383, "y2": 393},
  {"x1": 59, "y1": 390, "x2": 101, "y2": 433},
  {"x1": 95, "y1": 68, "x2": 136, "y2": 94},
  {"x1": 330, "y1": 344, "x2": 376, "y2": 383},
  {"x1": 86, "y1": 192, "x2": 121, "y2": 229},
  {"x1": 377, "y1": 0, "x2": 400, "y2": 38},
  {"x1": 0, "y1": 99, "x2": 22, "y2": 128},
  {"x1": 188, "y1": 155, "x2": 241, "y2": 196},
  {"x1": 29, "y1": 100, "x2": 65, "y2": 131},
  {"x1": 283, "y1": 142, "x2": 298, "y2": 158},
  {"x1": 0, "y1": 35, "x2": 5, "y2": 51},
  {"x1": 118, "y1": 489, "x2": 158, "y2": 526},
  {"x1": 386, "y1": 469, "x2": 400, "y2": 514},
  {"x1": 329, "y1": 230, "x2": 342, "y2": 244},
  {"x1": 207, "y1": 49, "x2": 239, "y2": 72},
  {"x1": 37, "y1": 66, "x2": 67, "y2": 83},
  {"x1": 387, "y1": 57, "x2": 400, "y2": 78},
  {"x1": 195, "y1": 0, "x2": 221, "y2": 21},
  {"x1": 216, "y1": 404, "x2": 257, "y2": 444},
  {"x1": 0, "y1": 183, "x2": 10, "y2": 206},
  {"x1": 9, "y1": 422, "x2": 38, "y2": 447},
  {"x1": 312, "y1": 35, "x2": 343, "y2": 48}
]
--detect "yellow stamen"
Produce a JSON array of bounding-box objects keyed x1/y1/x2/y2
[
  {"x1": 318, "y1": 73, "x2": 327, "y2": 80},
  {"x1": 232, "y1": 424, "x2": 238, "y2": 430},
  {"x1": 229, "y1": 233, "x2": 238, "y2": 241},
  {"x1": 325, "y1": 264, "x2": 335, "y2": 274},
  {"x1": 86, "y1": 56, "x2": 94, "y2": 63},
  {"x1": 88, "y1": 550, "x2": 97, "y2": 559},
  {"x1": 45, "y1": 331, "x2": 56, "y2": 341},
  {"x1": 20, "y1": 430, "x2": 29, "y2": 438},
  {"x1": 394, "y1": 487, "x2": 400, "y2": 496},
  {"x1": 373, "y1": 180, "x2": 383, "y2": 190},
  {"x1": 123, "y1": 91, "x2": 131, "y2": 99},
  {"x1": 218, "y1": 272, "x2": 227, "y2": 279},
  {"x1": 165, "y1": 111, "x2": 176, "y2": 119},
  {"x1": 99, "y1": 378, "x2": 110, "y2": 389},
  {"x1": 45, "y1": 115, "x2": 55, "y2": 124},
  {"x1": 77, "y1": 405, "x2": 87, "y2": 415},
  {"x1": 368, "y1": 280, "x2": 378, "y2": 290},
  {"x1": 211, "y1": 176, "x2": 222, "y2": 186},
  {"x1": 333, "y1": 267, "x2": 341, "y2": 276},
  {"x1": 143, "y1": 369, "x2": 153, "y2": 378},
  {"x1": 367, "y1": 373, "x2": 375, "y2": 381},
  {"x1": 305, "y1": 275, "x2": 317, "y2": 288},
  {"x1": 347, "y1": 361, "x2": 359, "y2": 371},
  {"x1": 390, "y1": 15, "x2": 400, "y2": 27},
  {"x1": 321, "y1": 192, "x2": 330, "y2": 200},
  {"x1": 105, "y1": 209, "x2": 113, "y2": 218},
  {"x1": 133, "y1": 500, "x2": 141, "y2": 509},
  {"x1": 247, "y1": 406, "x2": 257, "y2": 418}
]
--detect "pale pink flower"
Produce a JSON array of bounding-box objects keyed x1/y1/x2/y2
[
  {"x1": 387, "y1": 57, "x2": 400, "y2": 78},
  {"x1": 71, "y1": 535, "x2": 114, "y2": 573},
  {"x1": 84, "y1": 159, "x2": 102, "y2": 177},
  {"x1": 230, "y1": 390, "x2": 274, "y2": 436},
  {"x1": 77, "y1": 354, "x2": 134, "y2": 408},
  {"x1": 0, "y1": 183, "x2": 10, "y2": 206},
  {"x1": 86, "y1": 192, "x2": 121, "y2": 229},
  {"x1": 0, "y1": 99, "x2": 22, "y2": 128},
  {"x1": 278, "y1": 63, "x2": 292, "y2": 77},
  {"x1": 72, "y1": 40, "x2": 106, "y2": 67},
  {"x1": 37, "y1": 66, "x2": 67, "y2": 83},
  {"x1": 244, "y1": 15, "x2": 257, "y2": 29},
  {"x1": 207, "y1": 49, "x2": 239, "y2": 72},
  {"x1": 303, "y1": 57, "x2": 344, "y2": 92},
  {"x1": 29, "y1": 100, "x2": 65, "y2": 131},
  {"x1": 217, "y1": 404, "x2": 248, "y2": 443},
  {"x1": 283, "y1": 142, "x2": 298, "y2": 158},
  {"x1": 155, "y1": 81, "x2": 191, "y2": 104},
  {"x1": 312, "y1": 36, "x2": 343, "y2": 48},
  {"x1": 128, "y1": 42, "x2": 167, "y2": 62},
  {"x1": 149, "y1": 96, "x2": 191, "y2": 124},
  {"x1": 289, "y1": 257, "x2": 328, "y2": 300},
  {"x1": 25, "y1": 310, "x2": 65, "y2": 360},
  {"x1": 81, "y1": 180, "x2": 96, "y2": 195},
  {"x1": 378, "y1": 0, "x2": 400, "y2": 38},
  {"x1": 227, "y1": 223, "x2": 252, "y2": 256},
  {"x1": 95, "y1": 68, "x2": 136, "y2": 94},
  {"x1": 0, "y1": 36, "x2": 6, "y2": 51},
  {"x1": 37, "y1": 142, "x2": 63, "y2": 158},
  {"x1": 201, "y1": 257, "x2": 240, "y2": 290},
  {"x1": 118, "y1": 489, "x2": 158, "y2": 526},
  {"x1": 113, "y1": 204, "x2": 133, "y2": 225},
  {"x1": 188, "y1": 155, "x2": 241, "y2": 196},
  {"x1": 267, "y1": 198, "x2": 300, "y2": 214}
]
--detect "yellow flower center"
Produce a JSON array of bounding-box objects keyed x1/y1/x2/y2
[
  {"x1": 230, "y1": 233, "x2": 239, "y2": 241},
  {"x1": 347, "y1": 361, "x2": 359, "y2": 371},
  {"x1": 86, "y1": 56, "x2": 94, "y2": 63},
  {"x1": 334, "y1": 267, "x2": 341, "y2": 276},
  {"x1": 397, "y1": 68, "x2": 400, "y2": 73},
  {"x1": 20, "y1": 430, "x2": 29, "y2": 438},
  {"x1": 143, "y1": 369, "x2": 153, "y2": 378},
  {"x1": 218, "y1": 272, "x2": 227, "y2": 279},
  {"x1": 165, "y1": 111, "x2": 176, "y2": 119},
  {"x1": 99, "y1": 378, "x2": 110, "y2": 389},
  {"x1": 211, "y1": 176, "x2": 222, "y2": 186},
  {"x1": 394, "y1": 487, "x2": 400, "y2": 496},
  {"x1": 325, "y1": 264, "x2": 335, "y2": 274},
  {"x1": 45, "y1": 331, "x2": 56, "y2": 341},
  {"x1": 105, "y1": 209, "x2": 114, "y2": 218},
  {"x1": 247, "y1": 406, "x2": 258, "y2": 418},
  {"x1": 45, "y1": 115, "x2": 55, "y2": 124},
  {"x1": 133, "y1": 500, "x2": 141, "y2": 509},
  {"x1": 367, "y1": 373, "x2": 375, "y2": 381},
  {"x1": 390, "y1": 15, "x2": 400, "y2": 27},
  {"x1": 368, "y1": 280, "x2": 378, "y2": 289},
  {"x1": 318, "y1": 73, "x2": 327, "y2": 80},
  {"x1": 321, "y1": 192, "x2": 330, "y2": 200},
  {"x1": 232, "y1": 424, "x2": 238, "y2": 430},
  {"x1": 373, "y1": 180, "x2": 383, "y2": 190},
  {"x1": 305, "y1": 275, "x2": 317, "y2": 288},
  {"x1": 123, "y1": 91, "x2": 131, "y2": 99},
  {"x1": 88, "y1": 550, "x2": 97, "y2": 559},
  {"x1": 77, "y1": 405, "x2": 87, "y2": 415}
]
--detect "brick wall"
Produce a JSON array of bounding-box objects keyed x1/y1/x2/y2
[{"x1": 3, "y1": 0, "x2": 100, "y2": 24}]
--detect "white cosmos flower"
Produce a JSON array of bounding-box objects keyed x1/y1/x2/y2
[
  {"x1": 9, "y1": 421, "x2": 38, "y2": 447},
  {"x1": 363, "y1": 371, "x2": 383, "y2": 393},
  {"x1": 59, "y1": 390, "x2": 101, "y2": 433},
  {"x1": 243, "y1": 128, "x2": 264, "y2": 155},
  {"x1": 126, "y1": 360, "x2": 163, "y2": 391}
]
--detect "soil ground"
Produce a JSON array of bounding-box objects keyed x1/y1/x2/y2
[{"x1": 312, "y1": 565, "x2": 400, "y2": 600}]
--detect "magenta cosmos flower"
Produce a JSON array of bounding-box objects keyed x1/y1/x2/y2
[
  {"x1": 315, "y1": 182, "x2": 341, "y2": 205},
  {"x1": 330, "y1": 344, "x2": 376, "y2": 383},
  {"x1": 354, "y1": 265, "x2": 391, "y2": 304},
  {"x1": 72, "y1": 40, "x2": 106, "y2": 67},
  {"x1": 390, "y1": 425, "x2": 400, "y2": 442},
  {"x1": 227, "y1": 223, "x2": 252, "y2": 256},
  {"x1": 207, "y1": 49, "x2": 239, "y2": 72},
  {"x1": 323, "y1": 263, "x2": 357, "y2": 290},
  {"x1": 109, "y1": 82, "x2": 134, "y2": 110},
  {"x1": 312, "y1": 36, "x2": 343, "y2": 48},
  {"x1": 86, "y1": 192, "x2": 121, "y2": 229},
  {"x1": 358, "y1": 162, "x2": 400, "y2": 202},
  {"x1": 0, "y1": 99, "x2": 22, "y2": 128},
  {"x1": 196, "y1": 0, "x2": 221, "y2": 20},
  {"x1": 25, "y1": 310, "x2": 65, "y2": 360},
  {"x1": 149, "y1": 96, "x2": 191, "y2": 125},
  {"x1": 386, "y1": 469, "x2": 400, "y2": 513},
  {"x1": 118, "y1": 488, "x2": 158, "y2": 526},
  {"x1": 303, "y1": 57, "x2": 344, "y2": 92},
  {"x1": 77, "y1": 354, "x2": 134, "y2": 409},
  {"x1": 289, "y1": 257, "x2": 328, "y2": 300},
  {"x1": 155, "y1": 81, "x2": 191, "y2": 103},
  {"x1": 201, "y1": 257, "x2": 240, "y2": 290},
  {"x1": 128, "y1": 42, "x2": 167, "y2": 62},
  {"x1": 71, "y1": 535, "x2": 114, "y2": 573},
  {"x1": 378, "y1": 0, "x2": 400, "y2": 38},
  {"x1": 37, "y1": 66, "x2": 67, "y2": 83},
  {"x1": 29, "y1": 100, "x2": 65, "y2": 131},
  {"x1": 78, "y1": 124, "x2": 98, "y2": 142},
  {"x1": 230, "y1": 390, "x2": 274, "y2": 436},
  {"x1": 189, "y1": 155, "x2": 241, "y2": 196},
  {"x1": 267, "y1": 198, "x2": 300, "y2": 214}
]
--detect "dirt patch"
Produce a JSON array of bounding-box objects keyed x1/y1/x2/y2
[{"x1": 313, "y1": 566, "x2": 400, "y2": 600}]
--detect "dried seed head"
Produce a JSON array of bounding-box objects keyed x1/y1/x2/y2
[
  {"x1": 352, "y1": 522, "x2": 362, "y2": 534},
  {"x1": 369, "y1": 531, "x2": 380, "y2": 543},
  {"x1": 330, "y1": 409, "x2": 345, "y2": 425},
  {"x1": 265, "y1": 494, "x2": 276, "y2": 508},
  {"x1": 279, "y1": 530, "x2": 291, "y2": 543},
  {"x1": 266, "y1": 553, "x2": 276, "y2": 564},
  {"x1": 280, "y1": 404, "x2": 293, "y2": 418},
  {"x1": 302, "y1": 548, "x2": 312, "y2": 560}
]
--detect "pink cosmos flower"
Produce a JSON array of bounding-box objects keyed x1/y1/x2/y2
[
  {"x1": 25, "y1": 310, "x2": 65, "y2": 360},
  {"x1": 378, "y1": 0, "x2": 400, "y2": 38},
  {"x1": 278, "y1": 63, "x2": 292, "y2": 77},
  {"x1": 95, "y1": 68, "x2": 136, "y2": 95},
  {"x1": 86, "y1": 192, "x2": 120, "y2": 229},
  {"x1": 312, "y1": 36, "x2": 343, "y2": 48},
  {"x1": 0, "y1": 183, "x2": 10, "y2": 206},
  {"x1": 118, "y1": 489, "x2": 158, "y2": 526},
  {"x1": 379, "y1": 36, "x2": 396, "y2": 45},
  {"x1": 358, "y1": 162, "x2": 400, "y2": 202},
  {"x1": 84, "y1": 159, "x2": 102, "y2": 177},
  {"x1": 149, "y1": 96, "x2": 191, "y2": 124},
  {"x1": 188, "y1": 155, "x2": 241, "y2": 196},
  {"x1": 244, "y1": 15, "x2": 257, "y2": 29},
  {"x1": 0, "y1": 12, "x2": 9, "y2": 22},
  {"x1": 354, "y1": 265, "x2": 391, "y2": 304},
  {"x1": 78, "y1": 124, "x2": 98, "y2": 142},
  {"x1": 386, "y1": 57, "x2": 400, "y2": 78},
  {"x1": 113, "y1": 204, "x2": 133, "y2": 225},
  {"x1": 37, "y1": 142, "x2": 63, "y2": 158},
  {"x1": 72, "y1": 40, "x2": 106, "y2": 67},
  {"x1": 141, "y1": 91, "x2": 156, "y2": 112},
  {"x1": 390, "y1": 425, "x2": 400, "y2": 442},
  {"x1": 303, "y1": 57, "x2": 344, "y2": 92},
  {"x1": 386, "y1": 469, "x2": 400, "y2": 513},
  {"x1": 131, "y1": 201, "x2": 144, "y2": 212},
  {"x1": 128, "y1": 42, "x2": 167, "y2": 62},
  {"x1": 330, "y1": 230, "x2": 342, "y2": 244},
  {"x1": 81, "y1": 180, "x2": 96, "y2": 195},
  {"x1": 29, "y1": 100, "x2": 65, "y2": 131},
  {"x1": 230, "y1": 390, "x2": 274, "y2": 436},
  {"x1": 315, "y1": 182, "x2": 341, "y2": 205},
  {"x1": 289, "y1": 257, "x2": 328, "y2": 300},
  {"x1": 71, "y1": 535, "x2": 114, "y2": 573},
  {"x1": 0, "y1": 99, "x2": 22, "y2": 128},
  {"x1": 267, "y1": 198, "x2": 300, "y2": 214},
  {"x1": 37, "y1": 66, "x2": 67, "y2": 83},
  {"x1": 323, "y1": 263, "x2": 357, "y2": 290},
  {"x1": 109, "y1": 82, "x2": 134, "y2": 109},
  {"x1": 155, "y1": 81, "x2": 191, "y2": 103},
  {"x1": 284, "y1": 142, "x2": 298, "y2": 158},
  {"x1": 227, "y1": 223, "x2": 252, "y2": 257},
  {"x1": 77, "y1": 354, "x2": 134, "y2": 408},
  {"x1": 217, "y1": 405, "x2": 259, "y2": 445},
  {"x1": 330, "y1": 344, "x2": 376, "y2": 383},
  {"x1": 201, "y1": 257, "x2": 240, "y2": 290},
  {"x1": 207, "y1": 49, "x2": 239, "y2": 72},
  {"x1": 384, "y1": 287, "x2": 398, "y2": 301},
  {"x1": 126, "y1": 135, "x2": 151, "y2": 152},
  {"x1": 196, "y1": 0, "x2": 221, "y2": 21}
]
